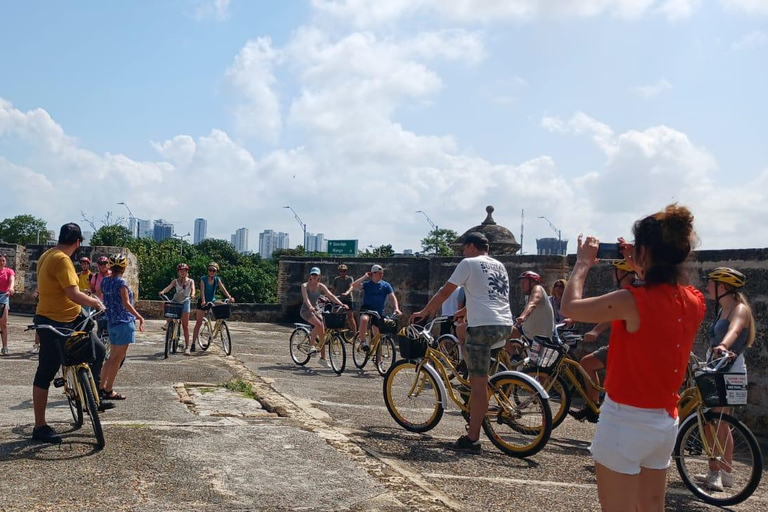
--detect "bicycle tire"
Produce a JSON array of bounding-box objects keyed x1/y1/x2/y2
[
  {"x1": 352, "y1": 336, "x2": 371, "y2": 369},
  {"x1": 198, "y1": 320, "x2": 212, "y2": 351},
  {"x1": 674, "y1": 410, "x2": 763, "y2": 506},
  {"x1": 375, "y1": 335, "x2": 397, "y2": 376},
  {"x1": 164, "y1": 322, "x2": 173, "y2": 359},
  {"x1": 66, "y1": 372, "x2": 83, "y2": 428},
  {"x1": 483, "y1": 373, "x2": 552, "y2": 458},
  {"x1": 172, "y1": 321, "x2": 180, "y2": 354},
  {"x1": 383, "y1": 360, "x2": 443, "y2": 433},
  {"x1": 77, "y1": 367, "x2": 105, "y2": 449},
  {"x1": 521, "y1": 366, "x2": 571, "y2": 429},
  {"x1": 328, "y1": 332, "x2": 346, "y2": 375},
  {"x1": 220, "y1": 321, "x2": 232, "y2": 355},
  {"x1": 289, "y1": 328, "x2": 312, "y2": 366}
]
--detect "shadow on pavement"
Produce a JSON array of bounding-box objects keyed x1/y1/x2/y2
[{"x1": 1, "y1": 424, "x2": 102, "y2": 460}]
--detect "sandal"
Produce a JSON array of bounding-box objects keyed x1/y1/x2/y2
[{"x1": 101, "y1": 390, "x2": 127, "y2": 400}]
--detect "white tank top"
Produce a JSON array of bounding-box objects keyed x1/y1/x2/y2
[
  {"x1": 524, "y1": 285, "x2": 555, "y2": 339},
  {"x1": 172, "y1": 278, "x2": 193, "y2": 302}
]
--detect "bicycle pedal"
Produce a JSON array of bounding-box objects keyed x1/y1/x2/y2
[{"x1": 53, "y1": 378, "x2": 65, "y2": 388}]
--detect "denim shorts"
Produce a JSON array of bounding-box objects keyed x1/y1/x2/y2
[
  {"x1": 590, "y1": 396, "x2": 678, "y2": 474},
  {"x1": 108, "y1": 322, "x2": 136, "y2": 346},
  {"x1": 464, "y1": 325, "x2": 511, "y2": 377},
  {"x1": 179, "y1": 299, "x2": 191, "y2": 314}
]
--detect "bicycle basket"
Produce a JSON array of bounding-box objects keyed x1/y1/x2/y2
[
  {"x1": 60, "y1": 331, "x2": 97, "y2": 366},
  {"x1": 397, "y1": 327, "x2": 428, "y2": 360},
  {"x1": 528, "y1": 336, "x2": 562, "y2": 369},
  {"x1": 163, "y1": 302, "x2": 184, "y2": 319},
  {"x1": 380, "y1": 317, "x2": 399, "y2": 335},
  {"x1": 323, "y1": 312, "x2": 347, "y2": 329},
  {"x1": 694, "y1": 371, "x2": 748, "y2": 407},
  {"x1": 212, "y1": 304, "x2": 231, "y2": 320}
]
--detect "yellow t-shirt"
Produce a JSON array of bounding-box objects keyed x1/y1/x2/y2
[
  {"x1": 36, "y1": 249, "x2": 81, "y2": 322},
  {"x1": 78, "y1": 270, "x2": 92, "y2": 292}
]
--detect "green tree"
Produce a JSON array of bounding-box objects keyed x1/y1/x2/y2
[
  {"x1": 360, "y1": 244, "x2": 395, "y2": 258},
  {"x1": 421, "y1": 228, "x2": 458, "y2": 256},
  {"x1": 91, "y1": 225, "x2": 134, "y2": 247},
  {"x1": 0, "y1": 215, "x2": 48, "y2": 245}
]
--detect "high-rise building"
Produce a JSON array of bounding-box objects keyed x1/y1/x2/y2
[
  {"x1": 82, "y1": 231, "x2": 93, "y2": 246},
  {"x1": 231, "y1": 227, "x2": 249, "y2": 253},
  {"x1": 194, "y1": 218, "x2": 207, "y2": 244},
  {"x1": 306, "y1": 233, "x2": 326, "y2": 253},
  {"x1": 536, "y1": 237, "x2": 568, "y2": 256},
  {"x1": 136, "y1": 219, "x2": 152, "y2": 239},
  {"x1": 258, "y1": 230, "x2": 290, "y2": 259},
  {"x1": 127, "y1": 218, "x2": 137, "y2": 238},
  {"x1": 153, "y1": 219, "x2": 174, "y2": 242}
]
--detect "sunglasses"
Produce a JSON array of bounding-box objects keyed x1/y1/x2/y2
[{"x1": 208, "y1": 268, "x2": 218, "y2": 272}]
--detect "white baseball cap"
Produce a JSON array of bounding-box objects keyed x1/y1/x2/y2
[{"x1": 371, "y1": 264, "x2": 384, "y2": 273}]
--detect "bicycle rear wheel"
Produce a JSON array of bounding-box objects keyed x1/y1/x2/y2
[
  {"x1": 77, "y1": 367, "x2": 105, "y2": 449},
  {"x1": 352, "y1": 337, "x2": 370, "y2": 369},
  {"x1": 219, "y1": 321, "x2": 232, "y2": 355},
  {"x1": 375, "y1": 335, "x2": 397, "y2": 376},
  {"x1": 198, "y1": 319, "x2": 213, "y2": 351},
  {"x1": 328, "y1": 332, "x2": 346, "y2": 375},
  {"x1": 289, "y1": 328, "x2": 312, "y2": 366},
  {"x1": 483, "y1": 373, "x2": 552, "y2": 458},
  {"x1": 674, "y1": 410, "x2": 762, "y2": 506},
  {"x1": 383, "y1": 360, "x2": 443, "y2": 433},
  {"x1": 521, "y1": 366, "x2": 571, "y2": 429}
]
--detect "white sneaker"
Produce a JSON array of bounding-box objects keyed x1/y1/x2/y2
[
  {"x1": 318, "y1": 358, "x2": 328, "y2": 367},
  {"x1": 704, "y1": 470, "x2": 724, "y2": 492},
  {"x1": 30, "y1": 345, "x2": 40, "y2": 354},
  {"x1": 184, "y1": 347, "x2": 191, "y2": 356},
  {"x1": 721, "y1": 470, "x2": 734, "y2": 488},
  {"x1": 0, "y1": 347, "x2": 8, "y2": 356},
  {"x1": 307, "y1": 347, "x2": 318, "y2": 356}
]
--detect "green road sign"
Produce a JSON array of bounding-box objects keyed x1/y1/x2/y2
[{"x1": 327, "y1": 240, "x2": 358, "y2": 257}]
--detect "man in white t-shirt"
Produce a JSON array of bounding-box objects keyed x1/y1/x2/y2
[{"x1": 411, "y1": 232, "x2": 513, "y2": 454}]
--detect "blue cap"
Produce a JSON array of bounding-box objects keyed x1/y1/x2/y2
[{"x1": 310, "y1": 267, "x2": 321, "y2": 275}]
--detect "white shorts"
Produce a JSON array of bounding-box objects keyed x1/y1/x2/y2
[{"x1": 590, "y1": 396, "x2": 678, "y2": 475}]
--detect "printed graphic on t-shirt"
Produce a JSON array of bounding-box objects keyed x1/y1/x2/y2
[{"x1": 480, "y1": 260, "x2": 509, "y2": 299}]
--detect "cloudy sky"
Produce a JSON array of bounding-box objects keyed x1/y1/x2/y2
[{"x1": 1, "y1": 0, "x2": 766, "y2": 253}]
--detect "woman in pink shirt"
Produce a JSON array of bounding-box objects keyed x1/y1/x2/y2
[{"x1": 0, "y1": 254, "x2": 16, "y2": 355}]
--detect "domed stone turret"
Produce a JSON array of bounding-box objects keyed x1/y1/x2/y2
[{"x1": 452, "y1": 206, "x2": 521, "y2": 256}]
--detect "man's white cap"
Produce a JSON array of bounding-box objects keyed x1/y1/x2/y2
[{"x1": 371, "y1": 264, "x2": 384, "y2": 272}]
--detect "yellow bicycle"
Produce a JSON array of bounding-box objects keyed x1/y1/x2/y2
[
  {"x1": 198, "y1": 299, "x2": 232, "y2": 355},
  {"x1": 383, "y1": 319, "x2": 553, "y2": 458},
  {"x1": 27, "y1": 311, "x2": 106, "y2": 449},
  {"x1": 351, "y1": 310, "x2": 398, "y2": 376},
  {"x1": 289, "y1": 306, "x2": 348, "y2": 374}
]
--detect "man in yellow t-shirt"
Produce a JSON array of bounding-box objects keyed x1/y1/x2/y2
[{"x1": 32, "y1": 223, "x2": 106, "y2": 444}]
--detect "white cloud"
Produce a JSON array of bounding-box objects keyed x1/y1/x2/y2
[
  {"x1": 730, "y1": 30, "x2": 768, "y2": 51},
  {"x1": 544, "y1": 112, "x2": 768, "y2": 248},
  {"x1": 721, "y1": 0, "x2": 768, "y2": 14},
  {"x1": 311, "y1": 0, "x2": 700, "y2": 26},
  {"x1": 225, "y1": 37, "x2": 282, "y2": 144},
  {"x1": 192, "y1": 0, "x2": 230, "y2": 22},
  {"x1": 631, "y1": 78, "x2": 673, "y2": 99}
]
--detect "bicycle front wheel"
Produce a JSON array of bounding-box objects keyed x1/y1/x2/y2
[
  {"x1": 172, "y1": 321, "x2": 180, "y2": 354},
  {"x1": 352, "y1": 337, "x2": 370, "y2": 369},
  {"x1": 66, "y1": 372, "x2": 83, "y2": 428},
  {"x1": 328, "y1": 332, "x2": 346, "y2": 374},
  {"x1": 375, "y1": 335, "x2": 397, "y2": 376},
  {"x1": 483, "y1": 373, "x2": 552, "y2": 458},
  {"x1": 383, "y1": 360, "x2": 443, "y2": 433},
  {"x1": 674, "y1": 410, "x2": 762, "y2": 506},
  {"x1": 198, "y1": 319, "x2": 212, "y2": 351},
  {"x1": 521, "y1": 366, "x2": 571, "y2": 430},
  {"x1": 289, "y1": 328, "x2": 312, "y2": 366},
  {"x1": 219, "y1": 321, "x2": 232, "y2": 355},
  {"x1": 77, "y1": 367, "x2": 105, "y2": 449},
  {"x1": 164, "y1": 322, "x2": 173, "y2": 359}
]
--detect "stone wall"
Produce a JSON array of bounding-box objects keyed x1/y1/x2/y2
[
  {"x1": 279, "y1": 249, "x2": 768, "y2": 434},
  {"x1": 135, "y1": 300, "x2": 284, "y2": 324},
  {"x1": 0, "y1": 243, "x2": 138, "y2": 313}
]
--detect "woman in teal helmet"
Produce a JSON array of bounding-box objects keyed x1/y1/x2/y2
[{"x1": 300, "y1": 267, "x2": 347, "y2": 367}]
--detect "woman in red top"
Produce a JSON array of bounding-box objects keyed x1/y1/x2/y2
[{"x1": 562, "y1": 204, "x2": 706, "y2": 512}]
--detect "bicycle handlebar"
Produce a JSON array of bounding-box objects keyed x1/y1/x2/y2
[{"x1": 26, "y1": 308, "x2": 103, "y2": 337}]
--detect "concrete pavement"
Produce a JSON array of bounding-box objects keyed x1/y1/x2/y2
[{"x1": 0, "y1": 314, "x2": 766, "y2": 511}]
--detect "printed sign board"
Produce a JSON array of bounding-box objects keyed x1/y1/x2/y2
[{"x1": 327, "y1": 240, "x2": 358, "y2": 257}]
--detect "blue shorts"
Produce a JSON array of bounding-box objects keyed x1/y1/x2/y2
[
  {"x1": 179, "y1": 299, "x2": 191, "y2": 314},
  {"x1": 108, "y1": 322, "x2": 135, "y2": 346}
]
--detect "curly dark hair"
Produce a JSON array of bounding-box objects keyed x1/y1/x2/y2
[{"x1": 633, "y1": 203, "x2": 697, "y2": 285}]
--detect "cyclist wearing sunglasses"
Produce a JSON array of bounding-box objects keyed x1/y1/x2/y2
[{"x1": 192, "y1": 262, "x2": 235, "y2": 351}]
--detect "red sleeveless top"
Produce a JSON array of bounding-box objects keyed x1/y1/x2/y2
[{"x1": 604, "y1": 284, "x2": 706, "y2": 418}]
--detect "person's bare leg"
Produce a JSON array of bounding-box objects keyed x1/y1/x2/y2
[
  {"x1": 357, "y1": 315, "x2": 370, "y2": 343},
  {"x1": 580, "y1": 354, "x2": 604, "y2": 404},
  {"x1": 595, "y1": 462, "x2": 640, "y2": 512},
  {"x1": 192, "y1": 308, "x2": 204, "y2": 343},
  {"x1": 1, "y1": 308, "x2": 8, "y2": 349},
  {"x1": 467, "y1": 375, "x2": 488, "y2": 441},
  {"x1": 636, "y1": 467, "x2": 668, "y2": 512},
  {"x1": 100, "y1": 344, "x2": 129, "y2": 392},
  {"x1": 33, "y1": 386, "x2": 49, "y2": 428},
  {"x1": 181, "y1": 312, "x2": 190, "y2": 348}
]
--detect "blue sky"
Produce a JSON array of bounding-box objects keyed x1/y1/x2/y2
[{"x1": 1, "y1": 0, "x2": 766, "y2": 253}]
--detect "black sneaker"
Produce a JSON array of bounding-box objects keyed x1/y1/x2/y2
[
  {"x1": 447, "y1": 435, "x2": 481, "y2": 454},
  {"x1": 570, "y1": 407, "x2": 599, "y2": 423},
  {"x1": 32, "y1": 425, "x2": 62, "y2": 444},
  {"x1": 98, "y1": 402, "x2": 116, "y2": 412},
  {"x1": 191, "y1": 342, "x2": 196, "y2": 352}
]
